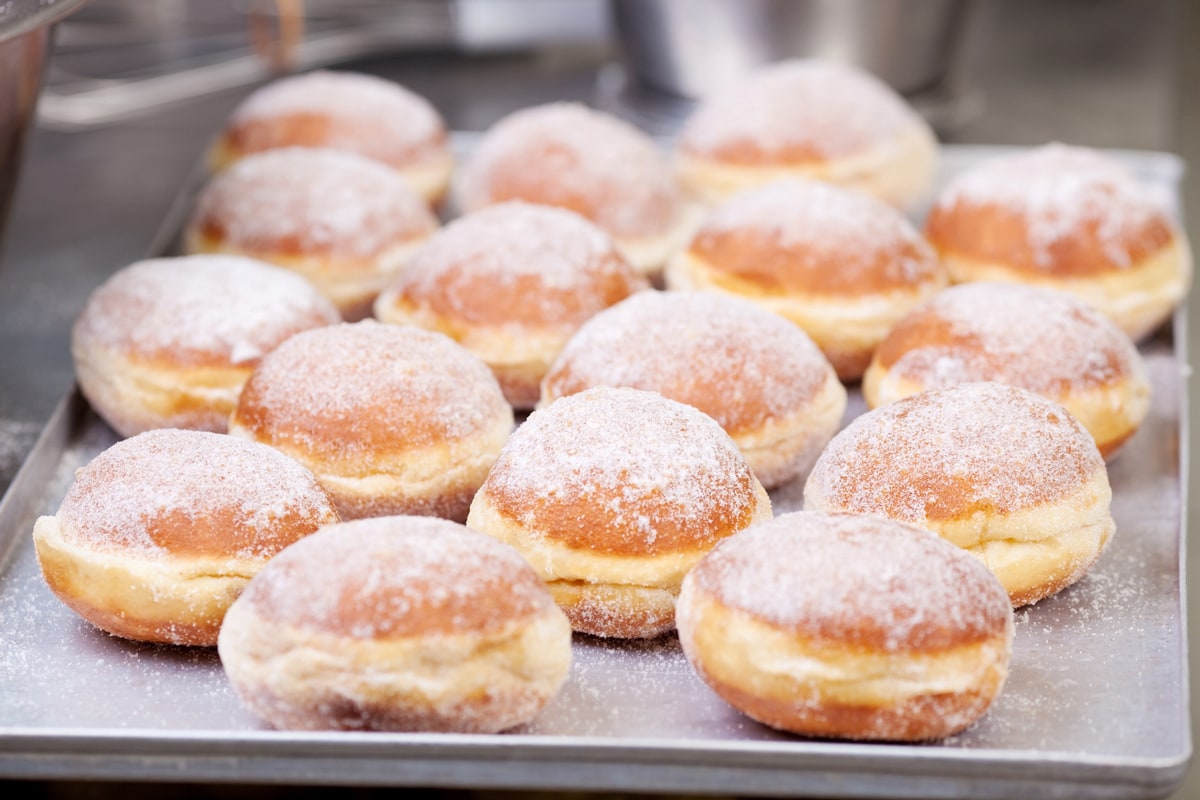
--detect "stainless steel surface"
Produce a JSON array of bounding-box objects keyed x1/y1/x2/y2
[
  {"x1": 611, "y1": 0, "x2": 972, "y2": 99},
  {"x1": 0, "y1": 145, "x2": 1188, "y2": 798}
]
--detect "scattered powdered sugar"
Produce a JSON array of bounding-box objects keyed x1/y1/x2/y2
[
  {"x1": 394, "y1": 202, "x2": 644, "y2": 326},
  {"x1": 806, "y1": 382, "x2": 1104, "y2": 521},
  {"x1": 237, "y1": 517, "x2": 554, "y2": 637},
  {"x1": 935, "y1": 144, "x2": 1169, "y2": 268},
  {"x1": 881, "y1": 282, "x2": 1144, "y2": 394},
  {"x1": 679, "y1": 60, "x2": 923, "y2": 159},
  {"x1": 235, "y1": 321, "x2": 508, "y2": 454},
  {"x1": 191, "y1": 148, "x2": 437, "y2": 258},
  {"x1": 72, "y1": 255, "x2": 340, "y2": 366},
  {"x1": 483, "y1": 387, "x2": 756, "y2": 553},
  {"x1": 56, "y1": 429, "x2": 335, "y2": 558},
  {"x1": 692, "y1": 179, "x2": 940, "y2": 287},
  {"x1": 544, "y1": 291, "x2": 831, "y2": 430},
  {"x1": 459, "y1": 103, "x2": 681, "y2": 238},
  {"x1": 229, "y1": 70, "x2": 444, "y2": 160},
  {"x1": 689, "y1": 511, "x2": 1012, "y2": 652}
]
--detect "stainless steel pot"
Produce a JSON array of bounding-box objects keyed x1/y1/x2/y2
[
  {"x1": 0, "y1": 0, "x2": 88, "y2": 252},
  {"x1": 611, "y1": 0, "x2": 973, "y2": 99}
]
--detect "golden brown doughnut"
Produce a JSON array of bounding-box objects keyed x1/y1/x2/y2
[
  {"x1": 33, "y1": 428, "x2": 339, "y2": 646},
  {"x1": 71, "y1": 254, "x2": 340, "y2": 438},
  {"x1": 540, "y1": 290, "x2": 846, "y2": 488},
  {"x1": 804, "y1": 382, "x2": 1115, "y2": 607},
  {"x1": 185, "y1": 147, "x2": 438, "y2": 320},
  {"x1": 228, "y1": 320, "x2": 513, "y2": 523},
  {"x1": 458, "y1": 102, "x2": 697, "y2": 277},
  {"x1": 665, "y1": 178, "x2": 948, "y2": 380},
  {"x1": 467, "y1": 386, "x2": 773, "y2": 638},
  {"x1": 924, "y1": 144, "x2": 1193, "y2": 341},
  {"x1": 675, "y1": 59, "x2": 938, "y2": 210},
  {"x1": 208, "y1": 70, "x2": 454, "y2": 204},
  {"x1": 218, "y1": 515, "x2": 572, "y2": 732},
  {"x1": 374, "y1": 201, "x2": 649, "y2": 409},
  {"x1": 677, "y1": 510, "x2": 1014, "y2": 741},
  {"x1": 863, "y1": 282, "x2": 1152, "y2": 459}
]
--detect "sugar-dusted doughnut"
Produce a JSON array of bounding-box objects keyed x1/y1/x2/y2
[
  {"x1": 675, "y1": 59, "x2": 938, "y2": 210},
  {"x1": 677, "y1": 510, "x2": 1013, "y2": 741},
  {"x1": 186, "y1": 147, "x2": 438, "y2": 320},
  {"x1": 33, "y1": 429, "x2": 339, "y2": 646},
  {"x1": 467, "y1": 386, "x2": 772, "y2": 638},
  {"x1": 804, "y1": 382, "x2": 1115, "y2": 606},
  {"x1": 863, "y1": 282, "x2": 1152, "y2": 458},
  {"x1": 540, "y1": 290, "x2": 846, "y2": 488},
  {"x1": 374, "y1": 202, "x2": 648, "y2": 409},
  {"x1": 924, "y1": 143, "x2": 1193, "y2": 340},
  {"x1": 72, "y1": 254, "x2": 340, "y2": 438},
  {"x1": 218, "y1": 516, "x2": 572, "y2": 732},
  {"x1": 208, "y1": 70, "x2": 454, "y2": 204},
  {"x1": 665, "y1": 179, "x2": 947, "y2": 380},
  {"x1": 228, "y1": 320, "x2": 513, "y2": 523}
]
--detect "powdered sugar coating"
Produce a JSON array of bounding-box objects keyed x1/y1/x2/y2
[
  {"x1": 688, "y1": 511, "x2": 1012, "y2": 651},
  {"x1": 72, "y1": 255, "x2": 340, "y2": 366},
  {"x1": 679, "y1": 60, "x2": 925, "y2": 161},
  {"x1": 226, "y1": 71, "x2": 446, "y2": 164},
  {"x1": 389, "y1": 201, "x2": 646, "y2": 327},
  {"x1": 805, "y1": 382, "x2": 1104, "y2": 521},
  {"x1": 190, "y1": 148, "x2": 437, "y2": 259},
  {"x1": 932, "y1": 144, "x2": 1171, "y2": 269},
  {"x1": 542, "y1": 291, "x2": 833, "y2": 432},
  {"x1": 482, "y1": 386, "x2": 761, "y2": 555},
  {"x1": 235, "y1": 517, "x2": 556, "y2": 638},
  {"x1": 689, "y1": 179, "x2": 941, "y2": 291},
  {"x1": 459, "y1": 103, "x2": 682, "y2": 238},
  {"x1": 56, "y1": 429, "x2": 336, "y2": 559},
  {"x1": 233, "y1": 321, "x2": 511, "y2": 460},
  {"x1": 877, "y1": 282, "x2": 1145, "y2": 395}
]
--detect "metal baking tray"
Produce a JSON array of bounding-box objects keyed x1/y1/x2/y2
[{"x1": 0, "y1": 145, "x2": 1190, "y2": 798}]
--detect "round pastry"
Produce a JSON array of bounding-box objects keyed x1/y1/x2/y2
[
  {"x1": 185, "y1": 147, "x2": 439, "y2": 320},
  {"x1": 228, "y1": 320, "x2": 513, "y2": 523},
  {"x1": 466, "y1": 386, "x2": 773, "y2": 639},
  {"x1": 677, "y1": 510, "x2": 1014, "y2": 741},
  {"x1": 675, "y1": 59, "x2": 938, "y2": 210},
  {"x1": 374, "y1": 201, "x2": 649, "y2": 409},
  {"x1": 863, "y1": 282, "x2": 1152, "y2": 459},
  {"x1": 218, "y1": 515, "x2": 572, "y2": 732},
  {"x1": 803, "y1": 382, "x2": 1115, "y2": 607},
  {"x1": 32, "y1": 428, "x2": 339, "y2": 646},
  {"x1": 540, "y1": 291, "x2": 846, "y2": 488},
  {"x1": 457, "y1": 102, "x2": 696, "y2": 276},
  {"x1": 208, "y1": 70, "x2": 454, "y2": 204},
  {"x1": 665, "y1": 178, "x2": 948, "y2": 380},
  {"x1": 924, "y1": 143, "x2": 1193, "y2": 341},
  {"x1": 72, "y1": 254, "x2": 340, "y2": 438}
]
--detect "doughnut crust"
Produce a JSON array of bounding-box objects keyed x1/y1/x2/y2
[
  {"x1": 677, "y1": 511, "x2": 1014, "y2": 741},
  {"x1": 458, "y1": 102, "x2": 696, "y2": 276},
  {"x1": 675, "y1": 60, "x2": 938, "y2": 210},
  {"x1": 863, "y1": 282, "x2": 1152, "y2": 458},
  {"x1": 228, "y1": 320, "x2": 514, "y2": 523},
  {"x1": 374, "y1": 202, "x2": 648, "y2": 409},
  {"x1": 186, "y1": 147, "x2": 438, "y2": 320},
  {"x1": 466, "y1": 386, "x2": 772, "y2": 638},
  {"x1": 540, "y1": 290, "x2": 846, "y2": 488},
  {"x1": 71, "y1": 255, "x2": 340, "y2": 437},
  {"x1": 33, "y1": 429, "x2": 339, "y2": 646},
  {"x1": 924, "y1": 144, "x2": 1193, "y2": 341},
  {"x1": 218, "y1": 516, "x2": 572, "y2": 732},
  {"x1": 208, "y1": 70, "x2": 454, "y2": 204},
  {"x1": 804, "y1": 382, "x2": 1115, "y2": 607},
  {"x1": 665, "y1": 179, "x2": 947, "y2": 380}
]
